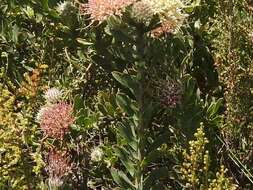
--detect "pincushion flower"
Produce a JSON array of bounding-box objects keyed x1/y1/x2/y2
[
  {"x1": 36, "y1": 106, "x2": 51, "y2": 123},
  {"x1": 151, "y1": 0, "x2": 188, "y2": 35},
  {"x1": 131, "y1": 0, "x2": 189, "y2": 35},
  {"x1": 39, "y1": 102, "x2": 74, "y2": 139},
  {"x1": 47, "y1": 150, "x2": 72, "y2": 188},
  {"x1": 44, "y1": 88, "x2": 63, "y2": 103},
  {"x1": 131, "y1": 0, "x2": 154, "y2": 24},
  {"x1": 81, "y1": 0, "x2": 137, "y2": 23},
  {"x1": 159, "y1": 80, "x2": 183, "y2": 108}
]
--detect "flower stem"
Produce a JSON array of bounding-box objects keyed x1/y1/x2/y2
[{"x1": 135, "y1": 26, "x2": 146, "y2": 190}]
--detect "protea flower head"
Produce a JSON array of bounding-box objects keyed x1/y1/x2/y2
[
  {"x1": 36, "y1": 105, "x2": 51, "y2": 123},
  {"x1": 46, "y1": 149, "x2": 72, "y2": 188},
  {"x1": 159, "y1": 80, "x2": 183, "y2": 108},
  {"x1": 39, "y1": 102, "x2": 74, "y2": 139},
  {"x1": 130, "y1": 0, "x2": 189, "y2": 35},
  {"x1": 153, "y1": 0, "x2": 188, "y2": 35},
  {"x1": 81, "y1": 0, "x2": 137, "y2": 23},
  {"x1": 44, "y1": 88, "x2": 63, "y2": 103},
  {"x1": 131, "y1": 0, "x2": 154, "y2": 24}
]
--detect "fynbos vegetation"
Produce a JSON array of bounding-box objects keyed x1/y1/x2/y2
[{"x1": 0, "y1": 0, "x2": 252, "y2": 189}]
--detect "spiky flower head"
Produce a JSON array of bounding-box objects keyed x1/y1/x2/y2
[
  {"x1": 90, "y1": 147, "x2": 104, "y2": 162},
  {"x1": 39, "y1": 102, "x2": 74, "y2": 139},
  {"x1": 81, "y1": 0, "x2": 137, "y2": 23},
  {"x1": 36, "y1": 106, "x2": 51, "y2": 123},
  {"x1": 44, "y1": 88, "x2": 63, "y2": 103},
  {"x1": 56, "y1": 1, "x2": 72, "y2": 14},
  {"x1": 153, "y1": 0, "x2": 188, "y2": 35},
  {"x1": 47, "y1": 150, "x2": 72, "y2": 188},
  {"x1": 159, "y1": 80, "x2": 183, "y2": 108},
  {"x1": 131, "y1": 0, "x2": 188, "y2": 35},
  {"x1": 131, "y1": 0, "x2": 154, "y2": 24}
]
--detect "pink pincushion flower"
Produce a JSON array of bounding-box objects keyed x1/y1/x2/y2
[
  {"x1": 81, "y1": 0, "x2": 136, "y2": 23},
  {"x1": 47, "y1": 150, "x2": 72, "y2": 187},
  {"x1": 40, "y1": 102, "x2": 74, "y2": 139}
]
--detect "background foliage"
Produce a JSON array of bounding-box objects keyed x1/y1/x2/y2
[{"x1": 0, "y1": 0, "x2": 252, "y2": 189}]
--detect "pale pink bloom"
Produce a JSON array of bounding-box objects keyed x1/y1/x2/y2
[
  {"x1": 47, "y1": 150, "x2": 72, "y2": 187},
  {"x1": 81, "y1": 0, "x2": 137, "y2": 23},
  {"x1": 40, "y1": 102, "x2": 74, "y2": 139},
  {"x1": 44, "y1": 88, "x2": 62, "y2": 103},
  {"x1": 131, "y1": 0, "x2": 154, "y2": 23}
]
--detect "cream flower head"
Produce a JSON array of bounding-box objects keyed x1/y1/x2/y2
[
  {"x1": 82, "y1": 0, "x2": 137, "y2": 23},
  {"x1": 90, "y1": 147, "x2": 104, "y2": 162},
  {"x1": 132, "y1": 0, "x2": 190, "y2": 35},
  {"x1": 44, "y1": 88, "x2": 63, "y2": 103}
]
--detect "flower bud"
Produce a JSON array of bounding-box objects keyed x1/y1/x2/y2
[
  {"x1": 44, "y1": 88, "x2": 62, "y2": 104},
  {"x1": 90, "y1": 147, "x2": 104, "y2": 162}
]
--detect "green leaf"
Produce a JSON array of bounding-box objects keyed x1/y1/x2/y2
[
  {"x1": 74, "y1": 95, "x2": 85, "y2": 110},
  {"x1": 114, "y1": 147, "x2": 136, "y2": 177},
  {"x1": 151, "y1": 183, "x2": 165, "y2": 190},
  {"x1": 23, "y1": 6, "x2": 34, "y2": 19},
  {"x1": 12, "y1": 24, "x2": 19, "y2": 43},
  {"x1": 117, "y1": 122, "x2": 138, "y2": 151},
  {"x1": 142, "y1": 150, "x2": 162, "y2": 169},
  {"x1": 143, "y1": 102, "x2": 156, "y2": 127},
  {"x1": 110, "y1": 29, "x2": 134, "y2": 43},
  {"x1": 41, "y1": 0, "x2": 49, "y2": 11},
  {"x1": 76, "y1": 38, "x2": 93, "y2": 46},
  {"x1": 147, "y1": 132, "x2": 170, "y2": 154},
  {"x1": 116, "y1": 94, "x2": 134, "y2": 116},
  {"x1": 97, "y1": 103, "x2": 109, "y2": 115},
  {"x1": 76, "y1": 115, "x2": 98, "y2": 129},
  {"x1": 143, "y1": 167, "x2": 168, "y2": 190},
  {"x1": 185, "y1": 76, "x2": 197, "y2": 100},
  {"x1": 107, "y1": 16, "x2": 122, "y2": 28},
  {"x1": 111, "y1": 168, "x2": 135, "y2": 190},
  {"x1": 207, "y1": 98, "x2": 223, "y2": 118},
  {"x1": 112, "y1": 72, "x2": 139, "y2": 97}
]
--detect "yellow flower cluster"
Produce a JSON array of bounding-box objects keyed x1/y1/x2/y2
[
  {"x1": 0, "y1": 69, "x2": 42, "y2": 188},
  {"x1": 181, "y1": 126, "x2": 210, "y2": 189},
  {"x1": 0, "y1": 83, "x2": 29, "y2": 188},
  {"x1": 208, "y1": 166, "x2": 238, "y2": 190},
  {"x1": 0, "y1": 84, "x2": 16, "y2": 126},
  {"x1": 181, "y1": 126, "x2": 238, "y2": 189}
]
